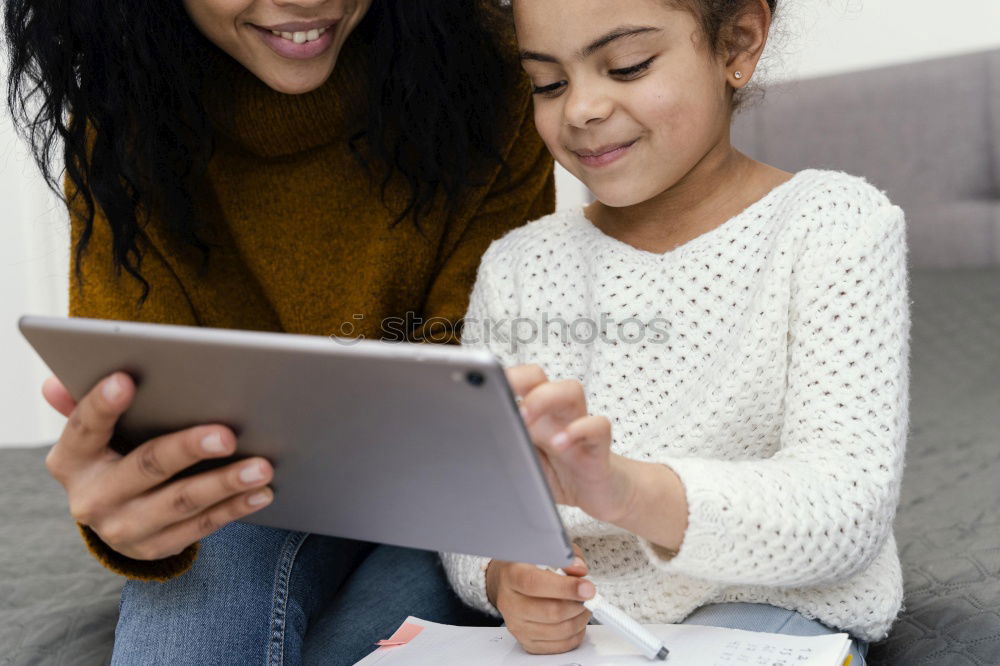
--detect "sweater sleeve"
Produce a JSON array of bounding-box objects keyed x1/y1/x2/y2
[
  {"x1": 65, "y1": 176, "x2": 202, "y2": 581},
  {"x1": 639, "y1": 204, "x2": 910, "y2": 587},
  {"x1": 410, "y1": 94, "x2": 554, "y2": 346},
  {"x1": 439, "y1": 251, "x2": 521, "y2": 617}
]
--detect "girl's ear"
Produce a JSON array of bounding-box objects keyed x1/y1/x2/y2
[{"x1": 722, "y1": 0, "x2": 772, "y2": 89}]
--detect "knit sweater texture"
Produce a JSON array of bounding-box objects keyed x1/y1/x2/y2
[
  {"x1": 67, "y1": 36, "x2": 555, "y2": 581},
  {"x1": 442, "y1": 169, "x2": 910, "y2": 642}
]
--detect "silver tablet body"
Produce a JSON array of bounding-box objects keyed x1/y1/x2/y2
[{"x1": 19, "y1": 315, "x2": 573, "y2": 567}]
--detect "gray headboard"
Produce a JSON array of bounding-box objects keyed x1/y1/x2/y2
[{"x1": 732, "y1": 49, "x2": 1000, "y2": 268}]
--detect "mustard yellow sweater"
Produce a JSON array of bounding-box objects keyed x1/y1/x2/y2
[{"x1": 68, "y1": 36, "x2": 554, "y2": 581}]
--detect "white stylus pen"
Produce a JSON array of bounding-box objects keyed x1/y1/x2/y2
[{"x1": 549, "y1": 567, "x2": 669, "y2": 660}]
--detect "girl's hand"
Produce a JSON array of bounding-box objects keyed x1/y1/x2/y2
[
  {"x1": 486, "y1": 545, "x2": 593, "y2": 654},
  {"x1": 42, "y1": 372, "x2": 275, "y2": 561},
  {"x1": 506, "y1": 364, "x2": 635, "y2": 524}
]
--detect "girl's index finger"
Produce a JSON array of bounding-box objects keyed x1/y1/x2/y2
[{"x1": 506, "y1": 364, "x2": 549, "y2": 400}]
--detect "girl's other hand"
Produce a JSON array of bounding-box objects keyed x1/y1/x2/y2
[
  {"x1": 41, "y1": 372, "x2": 275, "y2": 561},
  {"x1": 505, "y1": 364, "x2": 634, "y2": 524},
  {"x1": 486, "y1": 544, "x2": 593, "y2": 654}
]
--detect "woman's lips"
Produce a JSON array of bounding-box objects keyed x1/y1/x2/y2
[
  {"x1": 572, "y1": 139, "x2": 638, "y2": 168},
  {"x1": 253, "y1": 22, "x2": 337, "y2": 60}
]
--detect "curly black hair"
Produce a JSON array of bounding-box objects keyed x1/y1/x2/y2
[{"x1": 4, "y1": 1, "x2": 518, "y2": 301}]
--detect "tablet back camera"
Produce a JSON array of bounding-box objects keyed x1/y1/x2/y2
[{"x1": 465, "y1": 371, "x2": 485, "y2": 387}]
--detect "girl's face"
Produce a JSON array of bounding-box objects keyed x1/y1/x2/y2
[
  {"x1": 183, "y1": 0, "x2": 373, "y2": 94},
  {"x1": 514, "y1": 0, "x2": 734, "y2": 208}
]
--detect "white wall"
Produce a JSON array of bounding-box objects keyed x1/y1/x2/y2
[
  {"x1": 3, "y1": 0, "x2": 1000, "y2": 446},
  {"x1": 0, "y1": 115, "x2": 69, "y2": 446}
]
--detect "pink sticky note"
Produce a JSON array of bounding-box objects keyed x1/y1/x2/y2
[{"x1": 375, "y1": 621, "x2": 424, "y2": 648}]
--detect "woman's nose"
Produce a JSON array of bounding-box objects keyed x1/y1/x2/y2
[{"x1": 563, "y1": 83, "x2": 613, "y2": 128}]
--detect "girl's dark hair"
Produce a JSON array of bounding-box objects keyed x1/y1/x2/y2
[
  {"x1": 672, "y1": 0, "x2": 779, "y2": 109},
  {"x1": 4, "y1": 1, "x2": 518, "y2": 301}
]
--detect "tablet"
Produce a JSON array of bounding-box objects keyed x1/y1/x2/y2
[{"x1": 19, "y1": 315, "x2": 573, "y2": 567}]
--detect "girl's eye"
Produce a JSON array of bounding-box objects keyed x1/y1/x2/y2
[
  {"x1": 532, "y1": 80, "x2": 567, "y2": 97},
  {"x1": 609, "y1": 56, "x2": 656, "y2": 80}
]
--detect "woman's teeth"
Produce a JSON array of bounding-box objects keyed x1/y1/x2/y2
[{"x1": 270, "y1": 27, "x2": 327, "y2": 44}]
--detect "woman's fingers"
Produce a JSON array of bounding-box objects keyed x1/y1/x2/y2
[
  {"x1": 110, "y1": 486, "x2": 274, "y2": 561},
  {"x1": 121, "y1": 456, "x2": 273, "y2": 543},
  {"x1": 41, "y1": 375, "x2": 76, "y2": 417},
  {"x1": 107, "y1": 425, "x2": 242, "y2": 502},
  {"x1": 47, "y1": 373, "x2": 135, "y2": 483}
]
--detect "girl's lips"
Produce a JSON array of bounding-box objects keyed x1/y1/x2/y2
[
  {"x1": 573, "y1": 139, "x2": 638, "y2": 168},
  {"x1": 253, "y1": 23, "x2": 337, "y2": 60}
]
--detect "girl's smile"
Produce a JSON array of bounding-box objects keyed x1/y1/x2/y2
[{"x1": 571, "y1": 138, "x2": 640, "y2": 169}]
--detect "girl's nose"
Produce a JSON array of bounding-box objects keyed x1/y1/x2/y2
[{"x1": 563, "y1": 83, "x2": 613, "y2": 128}]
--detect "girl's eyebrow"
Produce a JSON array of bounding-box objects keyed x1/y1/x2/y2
[{"x1": 520, "y1": 25, "x2": 661, "y2": 64}]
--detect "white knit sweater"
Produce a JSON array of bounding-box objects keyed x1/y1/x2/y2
[{"x1": 440, "y1": 169, "x2": 910, "y2": 642}]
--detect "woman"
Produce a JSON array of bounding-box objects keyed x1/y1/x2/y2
[{"x1": 4, "y1": 0, "x2": 553, "y2": 663}]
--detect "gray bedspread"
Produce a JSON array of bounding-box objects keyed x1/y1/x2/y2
[{"x1": 2, "y1": 268, "x2": 998, "y2": 665}]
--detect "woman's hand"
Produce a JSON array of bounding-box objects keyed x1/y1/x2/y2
[
  {"x1": 506, "y1": 364, "x2": 635, "y2": 524},
  {"x1": 42, "y1": 372, "x2": 275, "y2": 560},
  {"x1": 486, "y1": 545, "x2": 593, "y2": 654}
]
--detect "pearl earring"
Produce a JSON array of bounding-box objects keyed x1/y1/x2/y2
[{"x1": 734, "y1": 71, "x2": 743, "y2": 80}]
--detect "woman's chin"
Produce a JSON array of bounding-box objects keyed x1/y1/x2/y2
[
  {"x1": 254, "y1": 69, "x2": 331, "y2": 95},
  {"x1": 238, "y1": 54, "x2": 338, "y2": 95}
]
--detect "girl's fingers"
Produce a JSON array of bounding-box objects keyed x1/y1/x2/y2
[
  {"x1": 550, "y1": 415, "x2": 612, "y2": 454},
  {"x1": 563, "y1": 544, "x2": 589, "y2": 577},
  {"x1": 508, "y1": 564, "x2": 595, "y2": 602},
  {"x1": 520, "y1": 379, "x2": 586, "y2": 426},
  {"x1": 116, "y1": 456, "x2": 273, "y2": 543},
  {"x1": 506, "y1": 364, "x2": 549, "y2": 401},
  {"x1": 41, "y1": 375, "x2": 76, "y2": 417},
  {"x1": 517, "y1": 595, "x2": 588, "y2": 624},
  {"x1": 520, "y1": 626, "x2": 588, "y2": 655},
  {"x1": 523, "y1": 607, "x2": 592, "y2": 636}
]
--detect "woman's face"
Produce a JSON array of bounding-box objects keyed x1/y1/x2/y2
[
  {"x1": 183, "y1": 0, "x2": 374, "y2": 94},
  {"x1": 514, "y1": 0, "x2": 733, "y2": 208}
]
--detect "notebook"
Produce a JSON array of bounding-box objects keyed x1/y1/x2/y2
[{"x1": 355, "y1": 616, "x2": 853, "y2": 666}]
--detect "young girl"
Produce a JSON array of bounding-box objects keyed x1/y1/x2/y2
[{"x1": 442, "y1": 1, "x2": 908, "y2": 663}]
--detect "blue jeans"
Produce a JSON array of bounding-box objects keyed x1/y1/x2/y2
[
  {"x1": 113, "y1": 524, "x2": 867, "y2": 665},
  {"x1": 111, "y1": 522, "x2": 498, "y2": 665}
]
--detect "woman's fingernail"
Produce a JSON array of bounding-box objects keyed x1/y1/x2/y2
[
  {"x1": 239, "y1": 462, "x2": 266, "y2": 484},
  {"x1": 248, "y1": 490, "x2": 272, "y2": 507},
  {"x1": 201, "y1": 433, "x2": 226, "y2": 454},
  {"x1": 102, "y1": 375, "x2": 123, "y2": 402},
  {"x1": 572, "y1": 557, "x2": 585, "y2": 569},
  {"x1": 551, "y1": 431, "x2": 570, "y2": 450},
  {"x1": 519, "y1": 405, "x2": 531, "y2": 422},
  {"x1": 578, "y1": 580, "x2": 596, "y2": 600}
]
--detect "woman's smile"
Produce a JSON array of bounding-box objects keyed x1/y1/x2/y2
[{"x1": 251, "y1": 20, "x2": 339, "y2": 60}]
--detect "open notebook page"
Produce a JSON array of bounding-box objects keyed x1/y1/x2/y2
[{"x1": 355, "y1": 616, "x2": 853, "y2": 666}]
